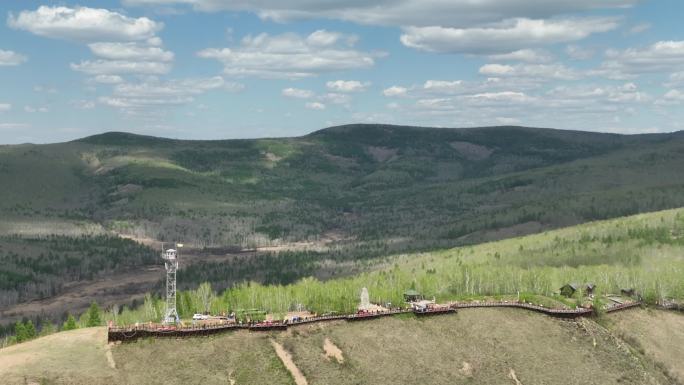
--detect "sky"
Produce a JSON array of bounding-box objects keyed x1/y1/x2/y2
[{"x1": 0, "y1": 0, "x2": 683, "y2": 144}]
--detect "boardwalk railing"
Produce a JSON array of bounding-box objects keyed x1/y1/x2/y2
[
  {"x1": 605, "y1": 301, "x2": 642, "y2": 313},
  {"x1": 449, "y1": 301, "x2": 594, "y2": 317},
  {"x1": 108, "y1": 300, "x2": 641, "y2": 342}
]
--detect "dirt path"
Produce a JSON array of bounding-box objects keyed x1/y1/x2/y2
[
  {"x1": 105, "y1": 344, "x2": 116, "y2": 369},
  {"x1": 271, "y1": 340, "x2": 308, "y2": 385},
  {"x1": 508, "y1": 369, "x2": 523, "y2": 385},
  {"x1": 323, "y1": 338, "x2": 344, "y2": 364}
]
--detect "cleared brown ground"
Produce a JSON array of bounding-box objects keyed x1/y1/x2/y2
[
  {"x1": 0, "y1": 309, "x2": 679, "y2": 385},
  {"x1": 0, "y1": 267, "x2": 162, "y2": 324},
  {"x1": 608, "y1": 308, "x2": 684, "y2": 382},
  {"x1": 0, "y1": 240, "x2": 357, "y2": 325}
]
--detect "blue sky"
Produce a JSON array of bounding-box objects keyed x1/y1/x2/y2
[{"x1": 0, "y1": 0, "x2": 683, "y2": 143}]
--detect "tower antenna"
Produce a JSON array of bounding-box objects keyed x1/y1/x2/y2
[{"x1": 161, "y1": 243, "x2": 181, "y2": 324}]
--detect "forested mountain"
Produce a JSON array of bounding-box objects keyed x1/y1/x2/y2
[{"x1": 2, "y1": 124, "x2": 684, "y2": 322}]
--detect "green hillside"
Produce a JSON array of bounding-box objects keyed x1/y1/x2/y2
[
  {"x1": 2, "y1": 124, "x2": 684, "y2": 325},
  {"x1": 107, "y1": 208, "x2": 684, "y2": 325}
]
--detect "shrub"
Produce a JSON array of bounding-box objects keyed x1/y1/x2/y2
[
  {"x1": 63, "y1": 314, "x2": 78, "y2": 331},
  {"x1": 14, "y1": 321, "x2": 27, "y2": 343},
  {"x1": 86, "y1": 302, "x2": 102, "y2": 327}
]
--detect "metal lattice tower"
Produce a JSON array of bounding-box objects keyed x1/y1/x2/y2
[{"x1": 162, "y1": 247, "x2": 180, "y2": 324}]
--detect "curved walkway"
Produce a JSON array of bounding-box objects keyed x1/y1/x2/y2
[{"x1": 107, "y1": 300, "x2": 641, "y2": 342}]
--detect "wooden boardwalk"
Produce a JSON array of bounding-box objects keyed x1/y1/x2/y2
[
  {"x1": 605, "y1": 301, "x2": 642, "y2": 313},
  {"x1": 108, "y1": 300, "x2": 640, "y2": 342},
  {"x1": 449, "y1": 301, "x2": 594, "y2": 317}
]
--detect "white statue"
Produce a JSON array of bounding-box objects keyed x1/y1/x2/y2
[{"x1": 360, "y1": 287, "x2": 370, "y2": 310}]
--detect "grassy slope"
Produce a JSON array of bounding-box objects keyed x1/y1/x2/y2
[
  {"x1": 0, "y1": 326, "x2": 293, "y2": 385},
  {"x1": 1, "y1": 309, "x2": 680, "y2": 385},
  {"x1": 276, "y1": 310, "x2": 674, "y2": 385},
  {"x1": 607, "y1": 309, "x2": 684, "y2": 382},
  {"x1": 124, "y1": 208, "x2": 682, "y2": 322},
  {"x1": 0, "y1": 327, "x2": 117, "y2": 384}
]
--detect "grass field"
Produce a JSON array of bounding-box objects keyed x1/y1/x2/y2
[{"x1": 1, "y1": 309, "x2": 681, "y2": 384}]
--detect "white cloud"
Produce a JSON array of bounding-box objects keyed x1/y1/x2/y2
[
  {"x1": 382, "y1": 77, "x2": 660, "y2": 132},
  {"x1": 545, "y1": 83, "x2": 650, "y2": 107},
  {"x1": 665, "y1": 72, "x2": 684, "y2": 88},
  {"x1": 33, "y1": 85, "x2": 57, "y2": 93},
  {"x1": 11, "y1": 8, "x2": 174, "y2": 79},
  {"x1": 326, "y1": 80, "x2": 369, "y2": 92},
  {"x1": 24, "y1": 105, "x2": 49, "y2": 113},
  {"x1": 71, "y1": 60, "x2": 172, "y2": 75},
  {"x1": 496, "y1": 117, "x2": 521, "y2": 125},
  {"x1": 423, "y1": 80, "x2": 463, "y2": 94},
  {"x1": 282, "y1": 88, "x2": 314, "y2": 98},
  {"x1": 91, "y1": 75, "x2": 124, "y2": 84},
  {"x1": 565, "y1": 45, "x2": 594, "y2": 60},
  {"x1": 0, "y1": 103, "x2": 11, "y2": 112},
  {"x1": 479, "y1": 63, "x2": 580, "y2": 80},
  {"x1": 466, "y1": 91, "x2": 533, "y2": 103},
  {"x1": 628, "y1": 22, "x2": 651, "y2": 34},
  {"x1": 71, "y1": 100, "x2": 96, "y2": 110},
  {"x1": 98, "y1": 76, "x2": 240, "y2": 115},
  {"x1": 306, "y1": 30, "x2": 343, "y2": 46},
  {"x1": 664, "y1": 89, "x2": 684, "y2": 101},
  {"x1": 320, "y1": 93, "x2": 351, "y2": 105},
  {"x1": 113, "y1": 76, "x2": 233, "y2": 98},
  {"x1": 88, "y1": 42, "x2": 174, "y2": 62},
  {"x1": 147, "y1": 37, "x2": 163, "y2": 46},
  {"x1": 383, "y1": 86, "x2": 408, "y2": 97},
  {"x1": 0, "y1": 49, "x2": 27, "y2": 66},
  {"x1": 281, "y1": 87, "x2": 353, "y2": 106},
  {"x1": 222, "y1": 82, "x2": 246, "y2": 92},
  {"x1": 197, "y1": 30, "x2": 379, "y2": 79},
  {"x1": 0, "y1": 123, "x2": 29, "y2": 130},
  {"x1": 488, "y1": 49, "x2": 552, "y2": 63},
  {"x1": 8, "y1": 6, "x2": 162, "y2": 42},
  {"x1": 99, "y1": 96, "x2": 193, "y2": 109},
  {"x1": 123, "y1": 0, "x2": 636, "y2": 29},
  {"x1": 305, "y1": 101, "x2": 326, "y2": 110},
  {"x1": 598, "y1": 40, "x2": 684, "y2": 76},
  {"x1": 479, "y1": 64, "x2": 514, "y2": 76},
  {"x1": 400, "y1": 17, "x2": 619, "y2": 54},
  {"x1": 416, "y1": 98, "x2": 455, "y2": 111}
]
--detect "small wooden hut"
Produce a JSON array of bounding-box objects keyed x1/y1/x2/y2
[
  {"x1": 403, "y1": 289, "x2": 423, "y2": 302},
  {"x1": 621, "y1": 288, "x2": 635, "y2": 297},
  {"x1": 559, "y1": 283, "x2": 578, "y2": 298},
  {"x1": 585, "y1": 283, "x2": 596, "y2": 295}
]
